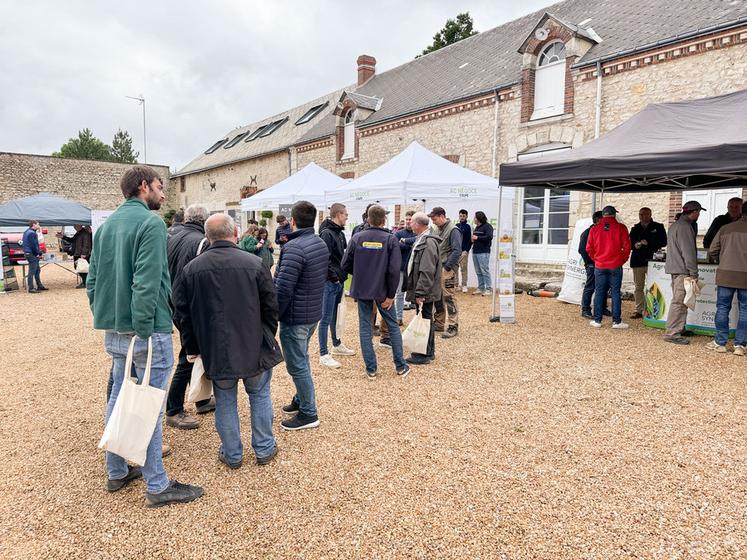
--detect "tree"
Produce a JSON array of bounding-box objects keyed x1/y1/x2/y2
[
  {"x1": 53, "y1": 128, "x2": 113, "y2": 161},
  {"x1": 110, "y1": 129, "x2": 139, "y2": 163},
  {"x1": 420, "y1": 12, "x2": 478, "y2": 57}
]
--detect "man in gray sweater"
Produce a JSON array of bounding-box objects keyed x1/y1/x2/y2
[
  {"x1": 429, "y1": 207, "x2": 462, "y2": 339},
  {"x1": 664, "y1": 201, "x2": 704, "y2": 345}
]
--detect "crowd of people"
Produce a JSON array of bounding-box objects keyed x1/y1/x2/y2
[
  {"x1": 76, "y1": 164, "x2": 746, "y2": 508},
  {"x1": 85, "y1": 165, "x2": 493, "y2": 507},
  {"x1": 578, "y1": 198, "x2": 746, "y2": 354}
]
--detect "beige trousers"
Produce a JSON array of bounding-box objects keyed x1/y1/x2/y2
[
  {"x1": 632, "y1": 266, "x2": 647, "y2": 314},
  {"x1": 664, "y1": 274, "x2": 688, "y2": 337},
  {"x1": 457, "y1": 251, "x2": 469, "y2": 287}
]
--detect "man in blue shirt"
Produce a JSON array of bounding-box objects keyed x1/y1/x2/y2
[
  {"x1": 455, "y1": 210, "x2": 472, "y2": 293},
  {"x1": 22, "y1": 220, "x2": 46, "y2": 293}
]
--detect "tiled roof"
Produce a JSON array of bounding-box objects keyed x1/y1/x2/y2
[
  {"x1": 173, "y1": 87, "x2": 350, "y2": 177},
  {"x1": 298, "y1": 0, "x2": 747, "y2": 143},
  {"x1": 177, "y1": 0, "x2": 747, "y2": 175}
]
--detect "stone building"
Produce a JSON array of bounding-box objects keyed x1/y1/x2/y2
[
  {"x1": 172, "y1": 0, "x2": 747, "y2": 274},
  {"x1": 0, "y1": 152, "x2": 170, "y2": 210}
]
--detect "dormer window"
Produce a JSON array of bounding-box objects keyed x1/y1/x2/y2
[
  {"x1": 532, "y1": 41, "x2": 566, "y2": 120},
  {"x1": 341, "y1": 110, "x2": 356, "y2": 160}
]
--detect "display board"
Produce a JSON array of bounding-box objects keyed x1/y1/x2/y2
[
  {"x1": 91, "y1": 210, "x2": 115, "y2": 238},
  {"x1": 643, "y1": 261, "x2": 737, "y2": 336}
]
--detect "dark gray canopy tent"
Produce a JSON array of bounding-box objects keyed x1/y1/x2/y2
[
  {"x1": 499, "y1": 88, "x2": 747, "y2": 192},
  {"x1": 0, "y1": 193, "x2": 92, "y2": 226}
]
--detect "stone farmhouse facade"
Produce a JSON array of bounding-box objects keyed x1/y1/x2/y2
[{"x1": 172, "y1": 0, "x2": 747, "y2": 272}]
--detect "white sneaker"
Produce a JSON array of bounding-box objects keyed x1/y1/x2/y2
[
  {"x1": 612, "y1": 322, "x2": 629, "y2": 329},
  {"x1": 734, "y1": 345, "x2": 745, "y2": 356},
  {"x1": 461, "y1": 286, "x2": 468, "y2": 293},
  {"x1": 705, "y1": 341, "x2": 727, "y2": 353},
  {"x1": 589, "y1": 320, "x2": 602, "y2": 328},
  {"x1": 319, "y1": 354, "x2": 341, "y2": 369},
  {"x1": 331, "y1": 343, "x2": 356, "y2": 356}
]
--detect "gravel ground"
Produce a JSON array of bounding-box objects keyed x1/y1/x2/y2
[{"x1": 0, "y1": 266, "x2": 745, "y2": 559}]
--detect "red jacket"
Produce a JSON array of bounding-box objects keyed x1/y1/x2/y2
[{"x1": 586, "y1": 217, "x2": 631, "y2": 269}]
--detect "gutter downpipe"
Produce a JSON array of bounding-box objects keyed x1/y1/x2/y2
[
  {"x1": 490, "y1": 90, "x2": 504, "y2": 322},
  {"x1": 593, "y1": 60, "x2": 603, "y2": 212}
]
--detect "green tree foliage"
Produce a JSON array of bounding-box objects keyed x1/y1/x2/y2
[
  {"x1": 110, "y1": 129, "x2": 139, "y2": 163},
  {"x1": 420, "y1": 12, "x2": 478, "y2": 57},
  {"x1": 53, "y1": 128, "x2": 112, "y2": 161}
]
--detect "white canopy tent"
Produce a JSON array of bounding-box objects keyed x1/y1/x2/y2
[
  {"x1": 324, "y1": 141, "x2": 516, "y2": 323},
  {"x1": 240, "y1": 162, "x2": 347, "y2": 211}
]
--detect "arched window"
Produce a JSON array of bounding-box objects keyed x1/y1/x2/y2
[
  {"x1": 532, "y1": 41, "x2": 566, "y2": 120},
  {"x1": 342, "y1": 110, "x2": 356, "y2": 160}
]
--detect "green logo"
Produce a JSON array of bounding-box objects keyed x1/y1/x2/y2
[{"x1": 645, "y1": 282, "x2": 666, "y2": 319}]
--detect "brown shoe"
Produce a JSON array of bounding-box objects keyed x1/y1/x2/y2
[
  {"x1": 165, "y1": 412, "x2": 199, "y2": 430},
  {"x1": 629, "y1": 312, "x2": 643, "y2": 319},
  {"x1": 162, "y1": 443, "x2": 172, "y2": 458}
]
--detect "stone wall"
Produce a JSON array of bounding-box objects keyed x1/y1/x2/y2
[{"x1": 0, "y1": 152, "x2": 170, "y2": 210}]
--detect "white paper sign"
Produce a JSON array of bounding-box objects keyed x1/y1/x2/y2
[{"x1": 557, "y1": 217, "x2": 593, "y2": 305}]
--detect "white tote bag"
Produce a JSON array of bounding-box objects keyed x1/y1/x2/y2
[
  {"x1": 335, "y1": 297, "x2": 347, "y2": 333},
  {"x1": 98, "y1": 337, "x2": 166, "y2": 466},
  {"x1": 683, "y1": 277, "x2": 704, "y2": 311},
  {"x1": 75, "y1": 258, "x2": 89, "y2": 273},
  {"x1": 402, "y1": 312, "x2": 430, "y2": 355},
  {"x1": 186, "y1": 357, "x2": 212, "y2": 403}
]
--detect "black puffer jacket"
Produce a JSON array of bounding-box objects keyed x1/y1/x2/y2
[
  {"x1": 274, "y1": 227, "x2": 329, "y2": 325},
  {"x1": 172, "y1": 241, "x2": 282, "y2": 380},
  {"x1": 318, "y1": 218, "x2": 348, "y2": 283},
  {"x1": 167, "y1": 222, "x2": 206, "y2": 292}
]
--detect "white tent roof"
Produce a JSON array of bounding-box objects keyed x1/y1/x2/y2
[
  {"x1": 241, "y1": 162, "x2": 347, "y2": 211},
  {"x1": 325, "y1": 141, "x2": 500, "y2": 206}
]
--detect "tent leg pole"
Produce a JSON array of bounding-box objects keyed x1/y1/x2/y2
[{"x1": 490, "y1": 185, "x2": 503, "y2": 322}]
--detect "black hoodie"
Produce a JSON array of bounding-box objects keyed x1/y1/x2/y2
[{"x1": 319, "y1": 218, "x2": 348, "y2": 283}]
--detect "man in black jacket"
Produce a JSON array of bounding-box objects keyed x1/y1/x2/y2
[
  {"x1": 629, "y1": 207, "x2": 667, "y2": 319},
  {"x1": 342, "y1": 204, "x2": 409, "y2": 379},
  {"x1": 318, "y1": 203, "x2": 356, "y2": 369},
  {"x1": 703, "y1": 197, "x2": 743, "y2": 249},
  {"x1": 173, "y1": 214, "x2": 282, "y2": 469},
  {"x1": 578, "y1": 211, "x2": 607, "y2": 319},
  {"x1": 165, "y1": 204, "x2": 214, "y2": 430}
]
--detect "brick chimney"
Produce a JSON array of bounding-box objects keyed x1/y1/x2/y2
[{"x1": 357, "y1": 54, "x2": 376, "y2": 86}]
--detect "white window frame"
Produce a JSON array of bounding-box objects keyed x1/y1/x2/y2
[
  {"x1": 342, "y1": 110, "x2": 356, "y2": 160},
  {"x1": 682, "y1": 188, "x2": 743, "y2": 232},
  {"x1": 517, "y1": 146, "x2": 572, "y2": 263},
  {"x1": 531, "y1": 41, "x2": 566, "y2": 121}
]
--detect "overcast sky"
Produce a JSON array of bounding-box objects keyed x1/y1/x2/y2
[{"x1": 1, "y1": 0, "x2": 551, "y2": 171}]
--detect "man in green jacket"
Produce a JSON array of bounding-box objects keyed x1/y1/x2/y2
[{"x1": 87, "y1": 165, "x2": 203, "y2": 508}]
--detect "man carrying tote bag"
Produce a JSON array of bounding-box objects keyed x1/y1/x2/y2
[
  {"x1": 403, "y1": 212, "x2": 442, "y2": 365},
  {"x1": 88, "y1": 166, "x2": 203, "y2": 508}
]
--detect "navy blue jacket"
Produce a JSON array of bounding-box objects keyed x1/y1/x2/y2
[
  {"x1": 275, "y1": 222, "x2": 292, "y2": 246},
  {"x1": 273, "y1": 228, "x2": 329, "y2": 325},
  {"x1": 629, "y1": 221, "x2": 667, "y2": 268},
  {"x1": 395, "y1": 227, "x2": 416, "y2": 272},
  {"x1": 472, "y1": 223, "x2": 493, "y2": 254},
  {"x1": 22, "y1": 228, "x2": 41, "y2": 256},
  {"x1": 456, "y1": 221, "x2": 472, "y2": 252},
  {"x1": 341, "y1": 227, "x2": 401, "y2": 301}
]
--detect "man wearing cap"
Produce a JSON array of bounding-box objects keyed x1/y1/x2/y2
[
  {"x1": 628, "y1": 207, "x2": 668, "y2": 319},
  {"x1": 663, "y1": 201, "x2": 704, "y2": 345},
  {"x1": 706, "y1": 200, "x2": 747, "y2": 355},
  {"x1": 429, "y1": 207, "x2": 462, "y2": 339},
  {"x1": 586, "y1": 206, "x2": 631, "y2": 329}
]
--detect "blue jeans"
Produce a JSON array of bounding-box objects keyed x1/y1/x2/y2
[
  {"x1": 104, "y1": 331, "x2": 173, "y2": 494},
  {"x1": 25, "y1": 253, "x2": 43, "y2": 289},
  {"x1": 318, "y1": 281, "x2": 343, "y2": 356},
  {"x1": 213, "y1": 370, "x2": 275, "y2": 464},
  {"x1": 395, "y1": 271, "x2": 406, "y2": 321},
  {"x1": 594, "y1": 267, "x2": 622, "y2": 324},
  {"x1": 472, "y1": 252, "x2": 491, "y2": 292},
  {"x1": 357, "y1": 299, "x2": 406, "y2": 373},
  {"x1": 715, "y1": 287, "x2": 747, "y2": 346},
  {"x1": 279, "y1": 322, "x2": 318, "y2": 417}
]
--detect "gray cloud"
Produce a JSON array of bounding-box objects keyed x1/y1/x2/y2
[{"x1": 1, "y1": 0, "x2": 549, "y2": 171}]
